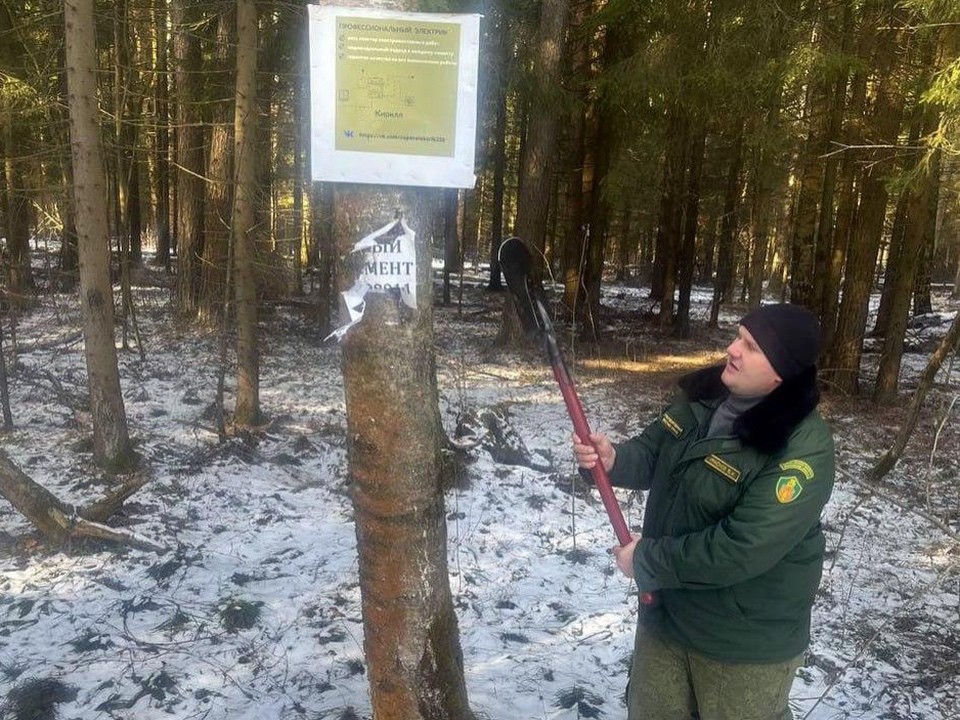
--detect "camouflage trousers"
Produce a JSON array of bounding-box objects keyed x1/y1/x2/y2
[{"x1": 627, "y1": 626, "x2": 802, "y2": 720}]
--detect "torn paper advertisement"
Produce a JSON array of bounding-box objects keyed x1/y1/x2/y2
[{"x1": 327, "y1": 219, "x2": 417, "y2": 341}]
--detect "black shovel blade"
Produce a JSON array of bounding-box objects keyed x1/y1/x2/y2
[{"x1": 498, "y1": 237, "x2": 542, "y2": 336}]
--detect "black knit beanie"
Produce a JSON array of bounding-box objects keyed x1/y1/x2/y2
[{"x1": 739, "y1": 304, "x2": 821, "y2": 381}]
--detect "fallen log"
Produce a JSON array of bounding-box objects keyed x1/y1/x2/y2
[{"x1": 0, "y1": 449, "x2": 162, "y2": 552}]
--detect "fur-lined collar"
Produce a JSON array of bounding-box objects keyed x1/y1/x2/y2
[{"x1": 677, "y1": 364, "x2": 820, "y2": 454}]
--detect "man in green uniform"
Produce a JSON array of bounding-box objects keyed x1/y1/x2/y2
[{"x1": 573, "y1": 304, "x2": 834, "y2": 720}]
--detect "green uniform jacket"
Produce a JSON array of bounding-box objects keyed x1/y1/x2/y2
[{"x1": 609, "y1": 365, "x2": 835, "y2": 663}]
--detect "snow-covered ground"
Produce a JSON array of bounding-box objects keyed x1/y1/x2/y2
[{"x1": 1, "y1": 265, "x2": 958, "y2": 720}]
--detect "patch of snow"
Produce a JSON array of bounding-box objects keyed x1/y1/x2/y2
[{"x1": 0, "y1": 266, "x2": 957, "y2": 719}]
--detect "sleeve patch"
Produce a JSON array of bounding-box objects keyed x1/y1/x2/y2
[
  {"x1": 661, "y1": 413, "x2": 684, "y2": 438},
  {"x1": 776, "y1": 476, "x2": 804, "y2": 503},
  {"x1": 779, "y1": 459, "x2": 815, "y2": 480}
]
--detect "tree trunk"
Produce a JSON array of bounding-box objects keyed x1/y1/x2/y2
[
  {"x1": 0, "y1": 4, "x2": 35, "y2": 301},
  {"x1": 112, "y1": 0, "x2": 141, "y2": 267},
  {"x1": 64, "y1": 0, "x2": 134, "y2": 471},
  {"x1": 912, "y1": 244, "x2": 933, "y2": 316},
  {"x1": 442, "y1": 189, "x2": 459, "y2": 306},
  {"x1": 172, "y1": 0, "x2": 205, "y2": 314},
  {"x1": 200, "y1": 2, "x2": 236, "y2": 321},
  {"x1": 617, "y1": 204, "x2": 633, "y2": 282},
  {"x1": 873, "y1": 187, "x2": 910, "y2": 337},
  {"x1": 827, "y1": 166, "x2": 896, "y2": 394},
  {"x1": 512, "y1": 0, "x2": 569, "y2": 277},
  {"x1": 55, "y1": 40, "x2": 80, "y2": 283},
  {"x1": 748, "y1": 190, "x2": 772, "y2": 309},
  {"x1": 792, "y1": 4, "x2": 848, "y2": 311},
  {"x1": 821, "y1": 25, "x2": 872, "y2": 344},
  {"x1": 313, "y1": 183, "x2": 336, "y2": 337},
  {"x1": 560, "y1": 0, "x2": 589, "y2": 317},
  {"x1": 874, "y1": 102, "x2": 925, "y2": 337},
  {"x1": 822, "y1": 151, "x2": 857, "y2": 345},
  {"x1": 0, "y1": 322, "x2": 13, "y2": 429},
  {"x1": 874, "y1": 139, "x2": 940, "y2": 403},
  {"x1": 789, "y1": 85, "x2": 828, "y2": 308},
  {"x1": 485, "y1": 35, "x2": 507, "y2": 293},
  {"x1": 653, "y1": 107, "x2": 688, "y2": 328},
  {"x1": 232, "y1": 0, "x2": 260, "y2": 428},
  {"x1": 825, "y1": 21, "x2": 905, "y2": 394},
  {"x1": 499, "y1": 0, "x2": 569, "y2": 344},
  {"x1": 675, "y1": 129, "x2": 706, "y2": 338},
  {"x1": 2, "y1": 118, "x2": 33, "y2": 304},
  {"x1": 582, "y1": 16, "x2": 628, "y2": 337},
  {"x1": 153, "y1": 0, "x2": 172, "y2": 269},
  {"x1": 710, "y1": 131, "x2": 744, "y2": 326},
  {"x1": 334, "y1": 186, "x2": 474, "y2": 720},
  {"x1": 812, "y1": 23, "x2": 850, "y2": 317}
]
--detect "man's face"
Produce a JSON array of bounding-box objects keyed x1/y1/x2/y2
[{"x1": 720, "y1": 325, "x2": 782, "y2": 397}]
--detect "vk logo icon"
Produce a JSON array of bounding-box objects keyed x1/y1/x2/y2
[{"x1": 343, "y1": 130, "x2": 354, "y2": 138}]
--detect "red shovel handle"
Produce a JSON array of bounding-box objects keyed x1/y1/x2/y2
[{"x1": 553, "y1": 365, "x2": 655, "y2": 606}]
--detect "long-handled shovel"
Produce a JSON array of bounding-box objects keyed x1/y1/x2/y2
[
  {"x1": 499, "y1": 237, "x2": 633, "y2": 545},
  {"x1": 498, "y1": 238, "x2": 653, "y2": 603}
]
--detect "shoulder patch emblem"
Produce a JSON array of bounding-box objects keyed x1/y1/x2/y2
[
  {"x1": 661, "y1": 413, "x2": 683, "y2": 438},
  {"x1": 776, "y1": 460, "x2": 814, "y2": 503},
  {"x1": 776, "y1": 476, "x2": 803, "y2": 504},
  {"x1": 705, "y1": 454, "x2": 741, "y2": 484}
]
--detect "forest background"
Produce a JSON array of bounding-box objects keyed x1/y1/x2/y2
[{"x1": 1, "y1": 0, "x2": 960, "y2": 719}]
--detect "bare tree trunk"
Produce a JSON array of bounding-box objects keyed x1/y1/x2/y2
[
  {"x1": 232, "y1": 0, "x2": 260, "y2": 428},
  {"x1": 64, "y1": 0, "x2": 134, "y2": 471},
  {"x1": 442, "y1": 189, "x2": 459, "y2": 306},
  {"x1": 954, "y1": 252, "x2": 960, "y2": 298},
  {"x1": 874, "y1": 187, "x2": 910, "y2": 337},
  {"x1": 790, "y1": 3, "x2": 847, "y2": 310},
  {"x1": 675, "y1": 128, "x2": 706, "y2": 338},
  {"x1": 874, "y1": 144, "x2": 940, "y2": 403},
  {"x1": 152, "y1": 0, "x2": 172, "y2": 268},
  {"x1": 746, "y1": 100, "x2": 784, "y2": 309},
  {"x1": 0, "y1": 4, "x2": 35, "y2": 302},
  {"x1": 874, "y1": 102, "x2": 925, "y2": 337},
  {"x1": 2, "y1": 118, "x2": 34, "y2": 305},
  {"x1": 172, "y1": 0, "x2": 205, "y2": 314},
  {"x1": 201, "y1": 2, "x2": 236, "y2": 321},
  {"x1": 789, "y1": 86, "x2": 827, "y2": 308},
  {"x1": 485, "y1": 30, "x2": 508, "y2": 293},
  {"x1": 313, "y1": 183, "x2": 336, "y2": 337},
  {"x1": 498, "y1": 0, "x2": 568, "y2": 346},
  {"x1": 710, "y1": 131, "x2": 743, "y2": 326},
  {"x1": 812, "y1": 55, "x2": 849, "y2": 317},
  {"x1": 616, "y1": 204, "x2": 633, "y2": 282},
  {"x1": 654, "y1": 107, "x2": 688, "y2": 329},
  {"x1": 0, "y1": 320, "x2": 13, "y2": 429},
  {"x1": 825, "y1": 20, "x2": 905, "y2": 394},
  {"x1": 334, "y1": 185, "x2": 474, "y2": 720},
  {"x1": 513, "y1": 0, "x2": 570, "y2": 278},
  {"x1": 822, "y1": 152, "x2": 856, "y2": 345},
  {"x1": 581, "y1": 15, "x2": 628, "y2": 337},
  {"x1": 560, "y1": 0, "x2": 590, "y2": 316}
]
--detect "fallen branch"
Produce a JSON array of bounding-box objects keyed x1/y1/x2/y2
[
  {"x1": 48, "y1": 506, "x2": 165, "y2": 553},
  {"x1": 0, "y1": 448, "x2": 162, "y2": 552},
  {"x1": 869, "y1": 311, "x2": 960, "y2": 481},
  {"x1": 81, "y1": 473, "x2": 151, "y2": 522}
]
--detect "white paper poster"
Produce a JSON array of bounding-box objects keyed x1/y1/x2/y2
[
  {"x1": 308, "y1": 5, "x2": 480, "y2": 188},
  {"x1": 327, "y1": 219, "x2": 417, "y2": 341}
]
